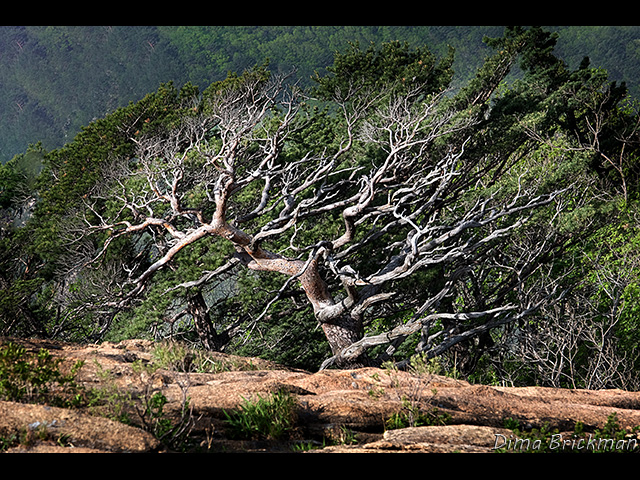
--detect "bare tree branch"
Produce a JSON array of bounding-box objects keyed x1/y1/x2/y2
[{"x1": 71, "y1": 67, "x2": 586, "y2": 367}]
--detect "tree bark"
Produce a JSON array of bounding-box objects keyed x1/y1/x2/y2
[
  {"x1": 319, "y1": 315, "x2": 365, "y2": 365},
  {"x1": 233, "y1": 247, "x2": 364, "y2": 360},
  {"x1": 186, "y1": 290, "x2": 220, "y2": 351}
]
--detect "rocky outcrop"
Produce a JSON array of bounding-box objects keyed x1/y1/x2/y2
[{"x1": 1, "y1": 337, "x2": 640, "y2": 453}]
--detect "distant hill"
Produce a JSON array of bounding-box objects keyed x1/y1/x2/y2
[{"x1": 1, "y1": 26, "x2": 638, "y2": 164}]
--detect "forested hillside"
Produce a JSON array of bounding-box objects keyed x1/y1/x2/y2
[
  {"x1": 1, "y1": 26, "x2": 640, "y2": 164},
  {"x1": 3, "y1": 27, "x2": 640, "y2": 390}
]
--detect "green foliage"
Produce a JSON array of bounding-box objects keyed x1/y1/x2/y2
[
  {"x1": 0, "y1": 342, "x2": 84, "y2": 407},
  {"x1": 2, "y1": 26, "x2": 640, "y2": 166},
  {"x1": 85, "y1": 362, "x2": 135, "y2": 425},
  {"x1": 385, "y1": 398, "x2": 452, "y2": 430},
  {"x1": 0, "y1": 80, "x2": 199, "y2": 340},
  {"x1": 0, "y1": 144, "x2": 44, "y2": 220},
  {"x1": 147, "y1": 340, "x2": 263, "y2": 374},
  {"x1": 223, "y1": 389, "x2": 298, "y2": 441},
  {"x1": 34, "y1": 81, "x2": 191, "y2": 219},
  {"x1": 140, "y1": 390, "x2": 187, "y2": 446},
  {"x1": 228, "y1": 281, "x2": 331, "y2": 371},
  {"x1": 312, "y1": 39, "x2": 454, "y2": 101},
  {"x1": 84, "y1": 357, "x2": 195, "y2": 451}
]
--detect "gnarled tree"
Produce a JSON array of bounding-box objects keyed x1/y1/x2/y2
[{"x1": 70, "y1": 29, "x2": 605, "y2": 369}]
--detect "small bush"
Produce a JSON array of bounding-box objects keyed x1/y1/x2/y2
[
  {"x1": 385, "y1": 398, "x2": 452, "y2": 430},
  {"x1": 223, "y1": 389, "x2": 297, "y2": 440},
  {"x1": 138, "y1": 389, "x2": 194, "y2": 450},
  {"x1": 150, "y1": 340, "x2": 255, "y2": 373},
  {"x1": 0, "y1": 342, "x2": 84, "y2": 407}
]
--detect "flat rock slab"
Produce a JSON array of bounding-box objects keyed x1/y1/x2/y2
[
  {"x1": 2, "y1": 336, "x2": 640, "y2": 453},
  {"x1": 0, "y1": 400, "x2": 161, "y2": 453}
]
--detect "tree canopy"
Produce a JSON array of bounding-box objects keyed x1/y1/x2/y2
[{"x1": 2, "y1": 27, "x2": 640, "y2": 388}]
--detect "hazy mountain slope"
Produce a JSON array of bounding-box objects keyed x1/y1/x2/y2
[{"x1": 1, "y1": 26, "x2": 638, "y2": 164}]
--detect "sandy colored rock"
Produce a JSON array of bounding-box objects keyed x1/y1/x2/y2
[
  {"x1": 2, "y1": 336, "x2": 640, "y2": 453},
  {"x1": 0, "y1": 400, "x2": 161, "y2": 453},
  {"x1": 383, "y1": 425, "x2": 512, "y2": 451}
]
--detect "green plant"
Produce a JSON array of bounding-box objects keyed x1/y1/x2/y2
[
  {"x1": 367, "y1": 386, "x2": 385, "y2": 399},
  {"x1": 596, "y1": 412, "x2": 624, "y2": 439},
  {"x1": 590, "y1": 412, "x2": 640, "y2": 451},
  {"x1": 408, "y1": 353, "x2": 443, "y2": 376},
  {"x1": 88, "y1": 358, "x2": 195, "y2": 451},
  {"x1": 0, "y1": 342, "x2": 85, "y2": 407},
  {"x1": 84, "y1": 360, "x2": 135, "y2": 424},
  {"x1": 0, "y1": 423, "x2": 74, "y2": 451},
  {"x1": 385, "y1": 397, "x2": 451, "y2": 430},
  {"x1": 223, "y1": 389, "x2": 297, "y2": 441},
  {"x1": 150, "y1": 340, "x2": 257, "y2": 374},
  {"x1": 0, "y1": 433, "x2": 18, "y2": 452},
  {"x1": 408, "y1": 352, "x2": 463, "y2": 380},
  {"x1": 335, "y1": 425, "x2": 358, "y2": 445},
  {"x1": 139, "y1": 390, "x2": 190, "y2": 446},
  {"x1": 290, "y1": 438, "x2": 328, "y2": 452}
]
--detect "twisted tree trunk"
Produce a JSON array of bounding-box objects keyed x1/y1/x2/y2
[{"x1": 233, "y1": 247, "x2": 364, "y2": 361}]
